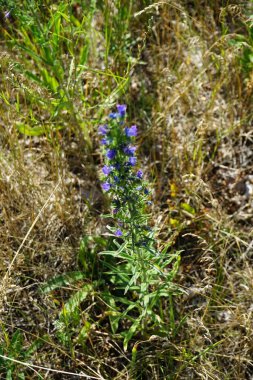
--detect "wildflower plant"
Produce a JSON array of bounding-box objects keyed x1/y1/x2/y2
[
  {"x1": 98, "y1": 105, "x2": 181, "y2": 349},
  {"x1": 42, "y1": 105, "x2": 181, "y2": 353},
  {"x1": 99, "y1": 104, "x2": 150, "y2": 243}
]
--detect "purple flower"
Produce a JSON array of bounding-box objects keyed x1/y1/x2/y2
[
  {"x1": 116, "y1": 104, "x2": 127, "y2": 117},
  {"x1": 106, "y1": 149, "x2": 116, "y2": 160},
  {"x1": 123, "y1": 145, "x2": 136, "y2": 156},
  {"x1": 128, "y1": 157, "x2": 137, "y2": 166},
  {"x1": 101, "y1": 138, "x2": 108, "y2": 145},
  {"x1": 125, "y1": 125, "x2": 137, "y2": 137},
  {"x1": 115, "y1": 229, "x2": 123, "y2": 237},
  {"x1": 101, "y1": 182, "x2": 111, "y2": 191},
  {"x1": 109, "y1": 112, "x2": 118, "y2": 119},
  {"x1": 136, "y1": 170, "x2": 143, "y2": 179},
  {"x1": 102, "y1": 165, "x2": 111, "y2": 175},
  {"x1": 144, "y1": 188, "x2": 149, "y2": 195},
  {"x1": 113, "y1": 208, "x2": 119, "y2": 214},
  {"x1": 4, "y1": 10, "x2": 11, "y2": 18},
  {"x1": 136, "y1": 186, "x2": 142, "y2": 191},
  {"x1": 98, "y1": 125, "x2": 108, "y2": 135}
]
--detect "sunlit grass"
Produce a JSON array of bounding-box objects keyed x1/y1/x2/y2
[{"x1": 0, "y1": 0, "x2": 252, "y2": 379}]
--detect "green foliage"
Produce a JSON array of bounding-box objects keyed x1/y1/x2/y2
[
  {"x1": 41, "y1": 235, "x2": 107, "y2": 348},
  {"x1": 0, "y1": 327, "x2": 44, "y2": 379},
  {"x1": 220, "y1": 5, "x2": 253, "y2": 75},
  {"x1": 230, "y1": 18, "x2": 253, "y2": 74},
  {"x1": 42, "y1": 230, "x2": 182, "y2": 352},
  {"x1": 40, "y1": 101, "x2": 183, "y2": 356},
  {"x1": 97, "y1": 0, "x2": 134, "y2": 72},
  {"x1": 0, "y1": 1, "x2": 134, "y2": 141},
  {"x1": 41, "y1": 271, "x2": 86, "y2": 293},
  {"x1": 100, "y1": 239, "x2": 182, "y2": 350},
  {"x1": 54, "y1": 283, "x2": 95, "y2": 348},
  {"x1": 96, "y1": 107, "x2": 183, "y2": 349},
  {"x1": 78, "y1": 235, "x2": 108, "y2": 277}
]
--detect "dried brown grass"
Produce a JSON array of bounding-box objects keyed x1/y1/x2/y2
[
  {"x1": 0, "y1": 1, "x2": 253, "y2": 379},
  {"x1": 132, "y1": 1, "x2": 253, "y2": 378}
]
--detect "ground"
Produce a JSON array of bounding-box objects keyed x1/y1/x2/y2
[{"x1": 0, "y1": 1, "x2": 252, "y2": 379}]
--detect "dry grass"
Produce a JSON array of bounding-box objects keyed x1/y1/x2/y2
[
  {"x1": 0, "y1": 1, "x2": 253, "y2": 379},
  {"x1": 134, "y1": 2, "x2": 253, "y2": 379}
]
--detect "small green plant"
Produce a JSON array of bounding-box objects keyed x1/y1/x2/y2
[
  {"x1": 220, "y1": 5, "x2": 253, "y2": 75},
  {"x1": 41, "y1": 236, "x2": 108, "y2": 350},
  {"x1": 42, "y1": 105, "x2": 182, "y2": 353},
  {"x1": 98, "y1": 105, "x2": 182, "y2": 349},
  {"x1": 230, "y1": 16, "x2": 253, "y2": 74},
  {"x1": 0, "y1": 327, "x2": 44, "y2": 379},
  {"x1": 0, "y1": 1, "x2": 132, "y2": 142},
  {"x1": 1, "y1": 1, "x2": 99, "y2": 140}
]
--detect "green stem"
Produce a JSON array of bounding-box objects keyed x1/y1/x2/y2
[{"x1": 127, "y1": 200, "x2": 148, "y2": 333}]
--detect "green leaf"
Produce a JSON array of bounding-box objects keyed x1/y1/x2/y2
[
  {"x1": 173, "y1": 315, "x2": 188, "y2": 337},
  {"x1": 61, "y1": 284, "x2": 93, "y2": 315},
  {"x1": 6, "y1": 369, "x2": 13, "y2": 380},
  {"x1": 99, "y1": 241, "x2": 128, "y2": 258},
  {"x1": 102, "y1": 261, "x2": 131, "y2": 285},
  {"x1": 10, "y1": 330, "x2": 23, "y2": 356},
  {"x1": 77, "y1": 321, "x2": 92, "y2": 344},
  {"x1": 41, "y1": 271, "x2": 86, "y2": 293},
  {"x1": 123, "y1": 316, "x2": 142, "y2": 351},
  {"x1": 101, "y1": 291, "x2": 120, "y2": 333},
  {"x1": 124, "y1": 270, "x2": 141, "y2": 294},
  {"x1": 112, "y1": 296, "x2": 137, "y2": 307},
  {"x1": 180, "y1": 202, "x2": 196, "y2": 215},
  {"x1": 16, "y1": 124, "x2": 47, "y2": 137},
  {"x1": 24, "y1": 70, "x2": 45, "y2": 86},
  {"x1": 24, "y1": 335, "x2": 47, "y2": 359},
  {"x1": 15, "y1": 43, "x2": 49, "y2": 65},
  {"x1": 41, "y1": 68, "x2": 59, "y2": 92}
]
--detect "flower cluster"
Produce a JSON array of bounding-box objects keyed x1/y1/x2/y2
[{"x1": 99, "y1": 104, "x2": 151, "y2": 240}]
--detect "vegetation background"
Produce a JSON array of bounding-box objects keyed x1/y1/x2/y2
[{"x1": 0, "y1": 0, "x2": 252, "y2": 379}]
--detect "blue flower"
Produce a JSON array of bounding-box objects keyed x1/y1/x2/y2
[
  {"x1": 106, "y1": 149, "x2": 116, "y2": 160},
  {"x1": 113, "y1": 163, "x2": 121, "y2": 170},
  {"x1": 114, "y1": 176, "x2": 119, "y2": 183},
  {"x1": 136, "y1": 170, "x2": 143, "y2": 179},
  {"x1": 100, "y1": 138, "x2": 108, "y2": 145},
  {"x1": 144, "y1": 188, "x2": 149, "y2": 195},
  {"x1": 116, "y1": 104, "x2": 127, "y2": 117},
  {"x1": 115, "y1": 229, "x2": 123, "y2": 237},
  {"x1": 123, "y1": 145, "x2": 136, "y2": 156},
  {"x1": 102, "y1": 182, "x2": 111, "y2": 191},
  {"x1": 102, "y1": 165, "x2": 111, "y2": 175},
  {"x1": 109, "y1": 112, "x2": 118, "y2": 119},
  {"x1": 128, "y1": 157, "x2": 137, "y2": 166},
  {"x1": 125, "y1": 125, "x2": 137, "y2": 137},
  {"x1": 98, "y1": 125, "x2": 108, "y2": 135},
  {"x1": 136, "y1": 186, "x2": 142, "y2": 191}
]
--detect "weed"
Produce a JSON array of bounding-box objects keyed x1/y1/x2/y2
[{"x1": 0, "y1": 327, "x2": 44, "y2": 379}]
